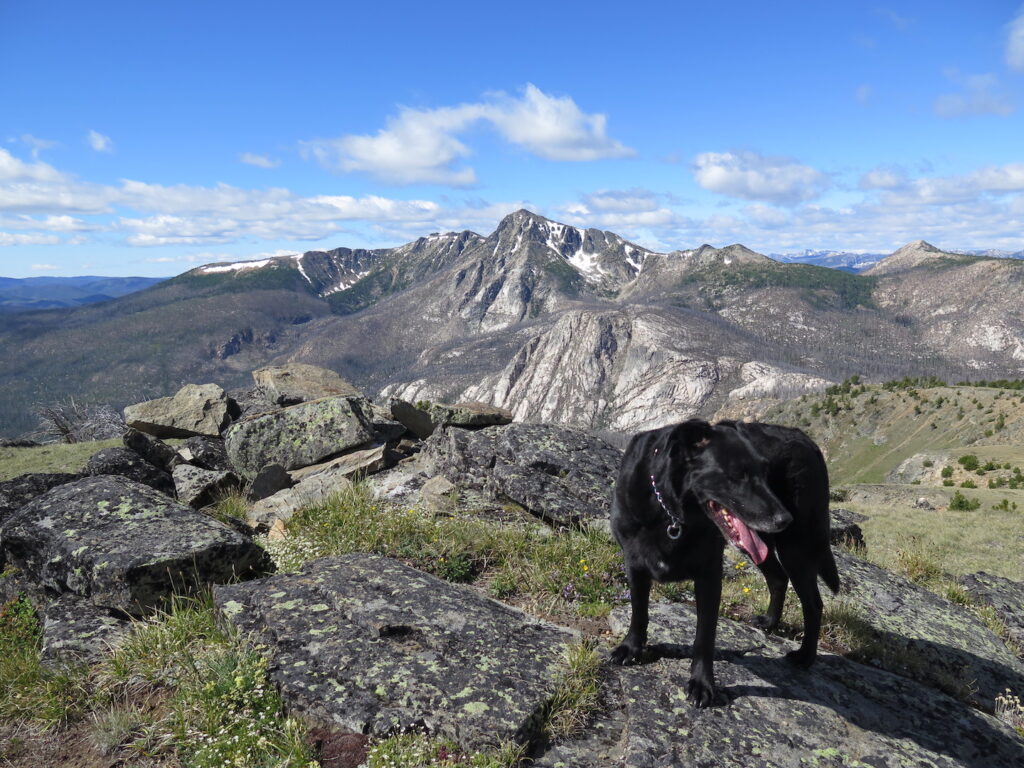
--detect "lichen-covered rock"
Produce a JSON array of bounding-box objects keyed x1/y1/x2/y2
[
  {"x1": 0, "y1": 475, "x2": 272, "y2": 616},
  {"x1": 834, "y1": 549, "x2": 1024, "y2": 710},
  {"x1": 172, "y1": 464, "x2": 241, "y2": 509},
  {"x1": 0, "y1": 472, "x2": 82, "y2": 524},
  {"x1": 40, "y1": 594, "x2": 132, "y2": 665},
  {"x1": 389, "y1": 399, "x2": 513, "y2": 440},
  {"x1": 214, "y1": 554, "x2": 576, "y2": 750},
  {"x1": 85, "y1": 446, "x2": 175, "y2": 495},
  {"x1": 389, "y1": 399, "x2": 435, "y2": 439},
  {"x1": 123, "y1": 428, "x2": 183, "y2": 472},
  {"x1": 124, "y1": 383, "x2": 233, "y2": 438},
  {"x1": 423, "y1": 423, "x2": 621, "y2": 528},
  {"x1": 253, "y1": 363, "x2": 363, "y2": 405},
  {"x1": 180, "y1": 435, "x2": 231, "y2": 471},
  {"x1": 548, "y1": 602, "x2": 1024, "y2": 768},
  {"x1": 224, "y1": 395, "x2": 375, "y2": 479},
  {"x1": 289, "y1": 443, "x2": 395, "y2": 483},
  {"x1": 962, "y1": 571, "x2": 1024, "y2": 656}
]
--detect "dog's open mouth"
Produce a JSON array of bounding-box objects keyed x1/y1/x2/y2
[{"x1": 707, "y1": 500, "x2": 769, "y2": 564}]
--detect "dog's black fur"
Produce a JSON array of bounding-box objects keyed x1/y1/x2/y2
[{"x1": 610, "y1": 418, "x2": 840, "y2": 707}]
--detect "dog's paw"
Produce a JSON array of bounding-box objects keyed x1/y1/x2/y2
[
  {"x1": 785, "y1": 648, "x2": 816, "y2": 668},
  {"x1": 751, "y1": 614, "x2": 779, "y2": 633},
  {"x1": 610, "y1": 641, "x2": 643, "y2": 666},
  {"x1": 685, "y1": 676, "x2": 716, "y2": 708}
]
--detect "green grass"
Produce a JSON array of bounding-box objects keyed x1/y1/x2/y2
[
  {"x1": 0, "y1": 438, "x2": 120, "y2": 481},
  {"x1": 0, "y1": 594, "x2": 90, "y2": 727},
  {"x1": 262, "y1": 483, "x2": 628, "y2": 615}
]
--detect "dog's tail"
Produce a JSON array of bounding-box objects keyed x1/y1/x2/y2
[{"x1": 820, "y1": 549, "x2": 841, "y2": 594}]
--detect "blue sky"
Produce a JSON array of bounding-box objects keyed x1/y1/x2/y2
[{"x1": 2, "y1": 1, "x2": 1023, "y2": 277}]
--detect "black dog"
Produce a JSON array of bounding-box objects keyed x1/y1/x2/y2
[{"x1": 610, "y1": 418, "x2": 840, "y2": 707}]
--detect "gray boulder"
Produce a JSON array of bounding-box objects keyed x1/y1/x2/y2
[
  {"x1": 248, "y1": 463, "x2": 294, "y2": 502},
  {"x1": 123, "y1": 428, "x2": 183, "y2": 472},
  {"x1": 85, "y1": 446, "x2": 175, "y2": 495},
  {"x1": 172, "y1": 464, "x2": 241, "y2": 509},
  {"x1": 124, "y1": 383, "x2": 233, "y2": 438},
  {"x1": 214, "y1": 554, "x2": 576, "y2": 750},
  {"x1": 0, "y1": 475, "x2": 271, "y2": 616},
  {"x1": 180, "y1": 435, "x2": 231, "y2": 471},
  {"x1": 423, "y1": 423, "x2": 621, "y2": 528},
  {"x1": 829, "y1": 507, "x2": 867, "y2": 550},
  {"x1": 253, "y1": 363, "x2": 363, "y2": 405},
  {"x1": 224, "y1": 395, "x2": 375, "y2": 479},
  {"x1": 962, "y1": 571, "x2": 1024, "y2": 656},
  {"x1": 543, "y1": 602, "x2": 1024, "y2": 768},
  {"x1": 834, "y1": 549, "x2": 1024, "y2": 710},
  {"x1": 247, "y1": 465, "x2": 353, "y2": 528}
]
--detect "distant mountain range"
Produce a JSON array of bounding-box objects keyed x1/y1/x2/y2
[
  {"x1": 0, "y1": 275, "x2": 166, "y2": 313},
  {"x1": 1, "y1": 211, "x2": 1023, "y2": 438}
]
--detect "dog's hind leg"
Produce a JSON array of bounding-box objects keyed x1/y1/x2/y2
[
  {"x1": 779, "y1": 552, "x2": 823, "y2": 668},
  {"x1": 752, "y1": 554, "x2": 788, "y2": 633},
  {"x1": 610, "y1": 566, "x2": 652, "y2": 665}
]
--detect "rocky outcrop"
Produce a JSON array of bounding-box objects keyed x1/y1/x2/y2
[
  {"x1": 390, "y1": 399, "x2": 512, "y2": 439},
  {"x1": 248, "y1": 463, "x2": 294, "y2": 501},
  {"x1": 40, "y1": 594, "x2": 132, "y2": 665},
  {"x1": 85, "y1": 446, "x2": 175, "y2": 495},
  {"x1": 0, "y1": 475, "x2": 271, "y2": 616},
  {"x1": 224, "y1": 396, "x2": 375, "y2": 479},
  {"x1": 546, "y1": 602, "x2": 1024, "y2": 768},
  {"x1": 214, "y1": 554, "x2": 576, "y2": 750},
  {"x1": 248, "y1": 466, "x2": 354, "y2": 528},
  {"x1": 834, "y1": 549, "x2": 1024, "y2": 710},
  {"x1": 124, "y1": 383, "x2": 233, "y2": 438},
  {"x1": 423, "y1": 423, "x2": 621, "y2": 528},
  {"x1": 172, "y1": 464, "x2": 241, "y2": 509},
  {"x1": 829, "y1": 507, "x2": 867, "y2": 550},
  {"x1": 253, "y1": 363, "x2": 362, "y2": 405}
]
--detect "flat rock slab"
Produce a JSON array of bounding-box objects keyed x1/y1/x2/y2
[
  {"x1": 289, "y1": 443, "x2": 394, "y2": 483},
  {"x1": 390, "y1": 399, "x2": 513, "y2": 439},
  {"x1": 535, "y1": 603, "x2": 1023, "y2": 767},
  {"x1": 224, "y1": 395, "x2": 375, "y2": 479},
  {"x1": 962, "y1": 571, "x2": 1024, "y2": 657},
  {"x1": 833, "y1": 549, "x2": 1024, "y2": 710},
  {"x1": 214, "y1": 554, "x2": 577, "y2": 750},
  {"x1": 253, "y1": 363, "x2": 363, "y2": 405},
  {"x1": 423, "y1": 423, "x2": 621, "y2": 528},
  {"x1": 124, "y1": 383, "x2": 232, "y2": 438},
  {"x1": 1, "y1": 475, "x2": 271, "y2": 616},
  {"x1": 40, "y1": 594, "x2": 132, "y2": 665}
]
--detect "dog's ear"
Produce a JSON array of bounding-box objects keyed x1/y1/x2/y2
[{"x1": 668, "y1": 419, "x2": 714, "y2": 458}]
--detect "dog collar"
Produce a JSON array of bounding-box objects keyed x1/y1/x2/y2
[{"x1": 650, "y1": 448, "x2": 684, "y2": 540}]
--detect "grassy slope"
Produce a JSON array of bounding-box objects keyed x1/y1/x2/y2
[
  {"x1": 765, "y1": 381, "x2": 1024, "y2": 580},
  {"x1": 0, "y1": 439, "x2": 120, "y2": 481}
]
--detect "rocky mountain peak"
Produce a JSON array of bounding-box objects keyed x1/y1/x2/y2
[{"x1": 866, "y1": 240, "x2": 951, "y2": 276}]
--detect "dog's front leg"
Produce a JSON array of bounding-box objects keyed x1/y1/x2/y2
[
  {"x1": 687, "y1": 573, "x2": 722, "y2": 707},
  {"x1": 610, "y1": 565, "x2": 651, "y2": 665}
]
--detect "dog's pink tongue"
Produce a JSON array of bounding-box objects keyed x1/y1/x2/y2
[{"x1": 734, "y1": 518, "x2": 769, "y2": 565}]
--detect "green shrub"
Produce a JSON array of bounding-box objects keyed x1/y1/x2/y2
[
  {"x1": 960, "y1": 480, "x2": 977, "y2": 489},
  {"x1": 957, "y1": 455, "x2": 980, "y2": 471},
  {"x1": 941, "y1": 466, "x2": 954, "y2": 478},
  {"x1": 949, "y1": 491, "x2": 981, "y2": 511}
]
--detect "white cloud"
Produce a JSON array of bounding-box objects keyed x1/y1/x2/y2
[
  {"x1": 693, "y1": 150, "x2": 830, "y2": 205},
  {"x1": 580, "y1": 189, "x2": 659, "y2": 213},
  {"x1": 1008, "y1": 7, "x2": 1024, "y2": 71},
  {"x1": 304, "y1": 84, "x2": 633, "y2": 186},
  {"x1": 0, "y1": 232, "x2": 61, "y2": 246},
  {"x1": 934, "y1": 71, "x2": 1014, "y2": 118},
  {"x1": 239, "y1": 152, "x2": 281, "y2": 168},
  {"x1": 859, "y1": 167, "x2": 908, "y2": 190},
  {"x1": 30, "y1": 261, "x2": 59, "y2": 268},
  {"x1": 87, "y1": 130, "x2": 114, "y2": 153},
  {"x1": 0, "y1": 148, "x2": 64, "y2": 183},
  {"x1": 20, "y1": 134, "x2": 58, "y2": 159}
]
